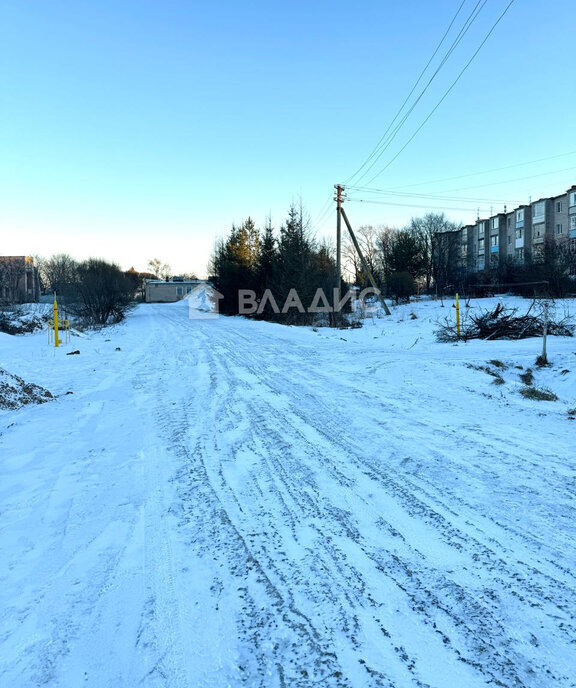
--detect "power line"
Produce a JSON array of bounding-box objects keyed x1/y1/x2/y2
[
  {"x1": 426, "y1": 165, "x2": 576, "y2": 194},
  {"x1": 378, "y1": 150, "x2": 576, "y2": 191},
  {"x1": 345, "y1": 185, "x2": 521, "y2": 205},
  {"x1": 310, "y1": 195, "x2": 333, "y2": 226},
  {"x1": 348, "y1": 197, "x2": 496, "y2": 214},
  {"x1": 349, "y1": 0, "x2": 490, "y2": 188},
  {"x1": 344, "y1": 0, "x2": 471, "y2": 186},
  {"x1": 362, "y1": 0, "x2": 517, "y2": 187}
]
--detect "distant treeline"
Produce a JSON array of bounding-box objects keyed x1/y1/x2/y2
[{"x1": 210, "y1": 205, "x2": 576, "y2": 325}]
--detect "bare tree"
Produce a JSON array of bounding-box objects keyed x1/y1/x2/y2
[
  {"x1": 432, "y1": 230, "x2": 462, "y2": 296},
  {"x1": 377, "y1": 226, "x2": 397, "y2": 279},
  {"x1": 39, "y1": 254, "x2": 78, "y2": 293},
  {"x1": 343, "y1": 225, "x2": 389, "y2": 288},
  {"x1": 409, "y1": 213, "x2": 460, "y2": 292},
  {"x1": 147, "y1": 258, "x2": 171, "y2": 280}
]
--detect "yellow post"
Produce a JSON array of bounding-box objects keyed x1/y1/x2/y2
[
  {"x1": 53, "y1": 292, "x2": 61, "y2": 347},
  {"x1": 455, "y1": 292, "x2": 461, "y2": 337}
]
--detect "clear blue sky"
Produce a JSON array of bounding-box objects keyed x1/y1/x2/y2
[{"x1": 1, "y1": 0, "x2": 574, "y2": 277}]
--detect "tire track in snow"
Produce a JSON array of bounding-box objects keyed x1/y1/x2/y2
[
  {"x1": 130, "y1": 306, "x2": 575, "y2": 687},
  {"x1": 181, "y1": 313, "x2": 575, "y2": 687}
]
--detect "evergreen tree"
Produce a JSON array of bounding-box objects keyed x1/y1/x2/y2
[
  {"x1": 255, "y1": 216, "x2": 277, "y2": 314},
  {"x1": 273, "y1": 204, "x2": 316, "y2": 323},
  {"x1": 210, "y1": 219, "x2": 260, "y2": 314}
]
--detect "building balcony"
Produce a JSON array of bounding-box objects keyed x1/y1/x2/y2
[
  {"x1": 533, "y1": 236, "x2": 544, "y2": 245},
  {"x1": 490, "y1": 245, "x2": 498, "y2": 253},
  {"x1": 515, "y1": 238, "x2": 524, "y2": 248}
]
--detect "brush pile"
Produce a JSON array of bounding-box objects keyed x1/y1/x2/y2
[{"x1": 436, "y1": 302, "x2": 574, "y2": 342}]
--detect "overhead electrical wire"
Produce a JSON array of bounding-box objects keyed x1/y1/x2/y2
[
  {"x1": 315, "y1": 148, "x2": 572, "y2": 234},
  {"x1": 348, "y1": 197, "x2": 498, "y2": 214},
  {"x1": 344, "y1": 185, "x2": 521, "y2": 205},
  {"x1": 343, "y1": 162, "x2": 576, "y2": 220},
  {"x1": 347, "y1": 0, "x2": 489, "y2": 188},
  {"x1": 314, "y1": 0, "x2": 484, "y2": 233},
  {"x1": 360, "y1": 0, "x2": 517, "y2": 187},
  {"x1": 317, "y1": 0, "x2": 521, "y2": 231},
  {"x1": 378, "y1": 150, "x2": 576, "y2": 191},
  {"x1": 416, "y1": 164, "x2": 576, "y2": 195},
  {"x1": 344, "y1": 0, "x2": 470, "y2": 186},
  {"x1": 310, "y1": 194, "x2": 337, "y2": 233}
]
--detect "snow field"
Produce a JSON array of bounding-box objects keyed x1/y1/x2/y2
[{"x1": 0, "y1": 296, "x2": 575, "y2": 687}]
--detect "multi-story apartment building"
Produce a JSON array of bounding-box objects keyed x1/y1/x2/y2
[
  {"x1": 0, "y1": 256, "x2": 40, "y2": 304},
  {"x1": 445, "y1": 185, "x2": 576, "y2": 278}
]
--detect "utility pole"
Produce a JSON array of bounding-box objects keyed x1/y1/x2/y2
[
  {"x1": 335, "y1": 184, "x2": 343, "y2": 305},
  {"x1": 334, "y1": 184, "x2": 391, "y2": 317},
  {"x1": 340, "y1": 207, "x2": 391, "y2": 316}
]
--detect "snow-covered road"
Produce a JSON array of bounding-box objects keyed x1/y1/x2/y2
[{"x1": 1, "y1": 300, "x2": 575, "y2": 687}]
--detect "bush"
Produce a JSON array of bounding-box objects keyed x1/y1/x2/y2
[
  {"x1": 67, "y1": 259, "x2": 135, "y2": 325},
  {"x1": 519, "y1": 369, "x2": 534, "y2": 385},
  {"x1": 519, "y1": 386, "x2": 558, "y2": 401}
]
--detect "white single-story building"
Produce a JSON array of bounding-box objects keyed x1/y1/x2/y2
[{"x1": 145, "y1": 278, "x2": 210, "y2": 303}]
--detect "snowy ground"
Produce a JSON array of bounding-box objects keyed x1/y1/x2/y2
[{"x1": 0, "y1": 297, "x2": 575, "y2": 688}]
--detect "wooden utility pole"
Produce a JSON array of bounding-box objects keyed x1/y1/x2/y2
[
  {"x1": 334, "y1": 184, "x2": 343, "y2": 305},
  {"x1": 340, "y1": 206, "x2": 391, "y2": 316},
  {"x1": 333, "y1": 184, "x2": 390, "y2": 317}
]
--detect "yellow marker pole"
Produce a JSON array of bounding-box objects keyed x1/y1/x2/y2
[
  {"x1": 53, "y1": 293, "x2": 61, "y2": 347},
  {"x1": 455, "y1": 292, "x2": 460, "y2": 337}
]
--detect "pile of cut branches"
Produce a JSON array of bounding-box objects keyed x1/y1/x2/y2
[{"x1": 436, "y1": 302, "x2": 574, "y2": 342}]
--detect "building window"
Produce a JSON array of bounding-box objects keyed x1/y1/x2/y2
[
  {"x1": 557, "y1": 201, "x2": 563, "y2": 212},
  {"x1": 533, "y1": 201, "x2": 545, "y2": 220},
  {"x1": 477, "y1": 221, "x2": 485, "y2": 233},
  {"x1": 556, "y1": 223, "x2": 563, "y2": 235},
  {"x1": 515, "y1": 248, "x2": 524, "y2": 261},
  {"x1": 507, "y1": 216, "x2": 511, "y2": 228},
  {"x1": 516, "y1": 208, "x2": 524, "y2": 226},
  {"x1": 533, "y1": 223, "x2": 545, "y2": 237},
  {"x1": 515, "y1": 228, "x2": 523, "y2": 239},
  {"x1": 570, "y1": 192, "x2": 576, "y2": 207},
  {"x1": 491, "y1": 235, "x2": 499, "y2": 246},
  {"x1": 508, "y1": 235, "x2": 512, "y2": 245},
  {"x1": 478, "y1": 237, "x2": 485, "y2": 253},
  {"x1": 492, "y1": 217, "x2": 499, "y2": 229},
  {"x1": 177, "y1": 287, "x2": 183, "y2": 296},
  {"x1": 571, "y1": 216, "x2": 576, "y2": 230}
]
